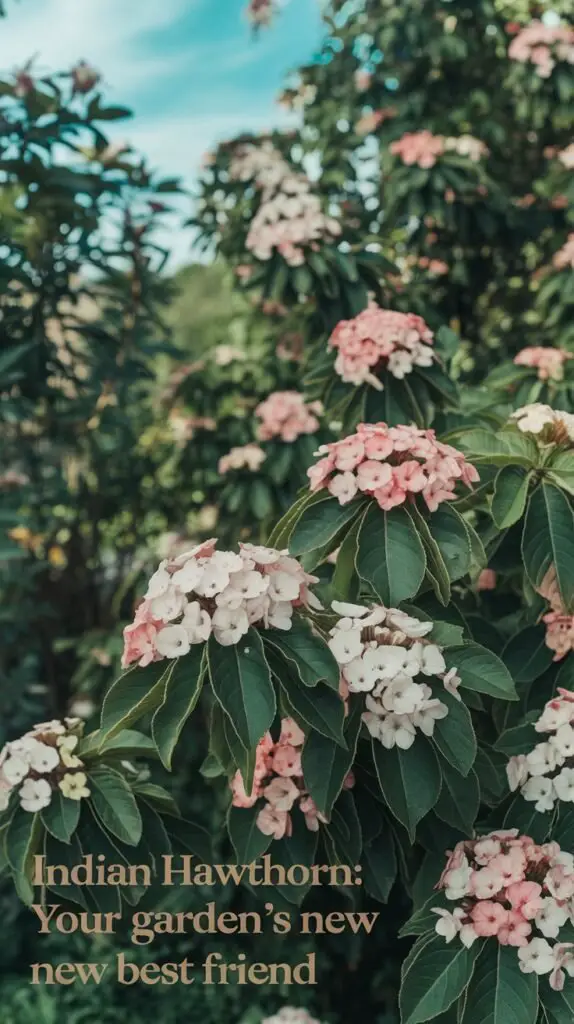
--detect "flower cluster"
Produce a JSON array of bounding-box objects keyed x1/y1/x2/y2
[
  {"x1": 355, "y1": 108, "x2": 396, "y2": 135},
  {"x1": 558, "y1": 144, "x2": 574, "y2": 170},
  {"x1": 0, "y1": 719, "x2": 89, "y2": 814},
  {"x1": 307, "y1": 422, "x2": 479, "y2": 512},
  {"x1": 510, "y1": 404, "x2": 574, "y2": 444},
  {"x1": 122, "y1": 541, "x2": 320, "y2": 665},
  {"x1": 514, "y1": 346, "x2": 571, "y2": 382},
  {"x1": 255, "y1": 391, "x2": 322, "y2": 442},
  {"x1": 327, "y1": 601, "x2": 459, "y2": 749},
  {"x1": 218, "y1": 443, "x2": 266, "y2": 474},
  {"x1": 553, "y1": 235, "x2": 574, "y2": 271},
  {"x1": 229, "y1": 142, "x2": 341, "y2": 266},
  {"x1": 508, "y1": 20, "x2": 574, "y2": 77},
  {"x1": 507, "y1": 688, "x2": 574, "y2": 812},
  {"x1": 70, "y1": 60, "x2": 100, "y2": 94},
  {"x1": 328, "y1": 305, "x2": 434, "y2": 388},
  {"x1": 231, "y1": 718, "x2": 352, "y2": 839},
  {"x1": 536, "y1": 566, "x2": 574, "y2": 662},
  {"x1": 433, "y1": 830, "x2": 574, "y2": 989},
  {"x1": 389, "y1": 131, "x2": 487, "y2": 168},
  {"x1": 262, "y1": 1009, "x2": 323, "y2": 1024}
]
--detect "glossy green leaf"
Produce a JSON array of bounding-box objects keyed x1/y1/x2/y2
[
  {"x1": 207, "y1": 629, "x2": 275, "y2": 751},
  {"x1": 356, "y1": 504, "x2": 426, "y2": 605},
  {"x1": 152, "y1": 647, "x2": 205, "y2": 768}
]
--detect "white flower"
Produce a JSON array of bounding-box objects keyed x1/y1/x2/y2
[
  {"x1": 518, "y1": 938, "x2": 556, "y2": 976},
  {"x1": 28, "y1": 742, "x2": 60, "y2": 774},
  {"x1": 2, "y1": 755, "x2": 28, "y2": 785},
  {"x1": 388, "y1": 350, "x2": 414, "y2": 379},
  {"x1": 344, "y1": 656, "x2": 378, "y2": 692},
  {"x1": 420, "y1": 644, "x2": 446, "y2": 676},
  {"x1": 526, "y1": 742, "x2": 559, "y2": 777},
  {"x1": 553, "y1": 767, "x2": 574, "y2": 803},
  {"x1": 170, "y1": 558, "x2": 203, "y2": 593},
  {"x1": 551, "y1": 724, "x2": 574, "y2": 759},
  {"x1": 536, "y1": 703, "x2": 573, "y2": 733},
  {"x1": 432, "y1": 907, "x2": 464, "y2": 943},
  {"x1": 150, "y1": 585, "x2": 186, "y2": 623},
  {"x1": 412, "y1": 699, "x2": 448, "y2": 736},
  {"x1": 507, "y1": 754, "x2": 529, "y2": 792},
  {"x1": 155, "y1": 624, "x2": 191, "y2": 659},
  {"x1": 379, "y1": 714, "x2": 416, "y2": 750},
  {"x1": 19, "y1": 777, "x2": 52, "y2": 813},
  {"x1": 267, "y1": 602, "x2": 294, "y2": 631},
  {"x1": 443, "y1": 859, "x2": 472, "y2": 900},
  {"x1": 211, "y1": 606, "x2": 250, "y2": 646},
  {"x1": 332, "y1": 600, "x2": 370, "y2": 618},
  {"x1": 441, "y1": 667, "x2": 462, "y2": 700},
  {"x1": 145, "y1": 562, "x2": 171, "y2": 599},
  {"x1": 535, "y1": 898, "x2": 569, "y2": 939},
  {"x1": 362, "y1": 711, "x2": 382, "y2": 739},
  {"x1": 328, "y1": 628, "x2": 363, "y2": 664},
  {"x1": 382, "y1": 678, "x2": 427, "y2": 715},
  {"x1": 181, "y1": 602, "x2": 212, "y2": 644},
  {"x1": 0, "y1": 777, "x2": 12, "y2": 811},
  {"x1": 511, "y1": 403, "x2": 555, "y2": 435},
  {"x1": 521, "y1": 776, "x2": 555, "y2": 813},
  {"x1": 195, "y1": 563, "x2": 231, "y2": 598},
  {"x1": 385, "y1": 609, "x2": 432, "y2": 637},
  {"x1": 218, "y1": 569, "x2": 269, "y2": 608},
  {"x1": 459, "y1": 924, "x2": 480, "y2": 948},
  {"x1": 240, "y1": 543, "x2": 280, "y2": 565},
  {"x1": 328, "y1": 471, "x2": 358, "y2": 504},
  {"x1": 267, "y1": 570, "x2": 300, "y2": 602},
  {"x1": 362, "y1": 644, "x2": 408, "y2": 678}
]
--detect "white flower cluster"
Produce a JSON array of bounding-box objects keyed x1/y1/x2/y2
[
  {"x1": 0, "y1": 719, "x2": 89, "y2": 814},
  {"x1": 327, "y1": 601, "x2": 460, "y2": 749},
  {"x1": 507, "y1": 688, "x2": 574, "y2": 812},
  {"x1": 262, "y1": 1009, "x2": 323, "y2": 1024},
  {"x1": 443, "y1": 135, "x2": 489, "y2": 162},
  {"x1": 123, "y1": 540, "x2": 321, "y2": 667},
  {"x1": 229, "y1": 141, "x2": 341, "y2": 266},
  {"x1": 510, "y1": 403, "x2": 574, "y2": 442}
]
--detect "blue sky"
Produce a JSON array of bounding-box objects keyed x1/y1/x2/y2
[{"x1": 0, "y1": 0, "x2": 323, "y2": 264}]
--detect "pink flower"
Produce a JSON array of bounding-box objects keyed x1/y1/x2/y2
[
  {"x1": 356, "y1": 460, "x2": 393, "y2": 491},
  {"x1": 514, "y1": 346, "x2": 571, "y2": 382},
  {"x1": 477, "y1": 569, "x2": 497, "y2": 591},
  {"x1": 390, "y1": 130, "x2": 446, "y2": 168},
  {"x1": 471, "y1": 901, "x2": 509, "y2": 937},
  {"x1": 328, "y1": 305, "x2": 434, "y2": 388},
  {"x1": 264, "y1": 777, "x2": 300, "y2": 811},
  {"x1": 231, "y1": 770, "x2": 261, "y2": 808},
  {"x1": 299, "y1": 795, "x2": 327, "y2": 832},
  {"x1": 279, "y1": 718, "x2": 305, "y2": 746},
  {"x1": 497, "y1": 911, "x2": 532, "y2": 947},
  {"x1": 506, "y1": 881, "x2": 543, "y2": 920},
  {"x1": 218, "y1": 444, "x2": 267, "y2": 474},
  {"x1": 121, "y1": 600, "x2": 163, "y2": 668},
  {"x1": 272, "y1": 743, "x2": 302, "y2": 777},
  {"x1": 328, "y1": 471, "x2": 359, "y2": 504},
  {"x1": 255, "y1": 391, "x2": 321, "y2": 442}
]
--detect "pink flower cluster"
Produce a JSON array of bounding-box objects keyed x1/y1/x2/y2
[
  {"x1": 328, "y1": 305, "x2": 434, "y2": 388},
  {"x1": 389, "y1": 131, "x2": 488, "y2": 167},
  {"x1": 122, "y1": 540, "x2": 320, "y2": 666},
  {"x1": 433, "y1": 830, "x2": 574, "y2": 989},
  {"x1": 255, "y1": 391, "x2": 322, "y2": 442},
  {"x1": 508, "y1": 20, "x2": 574, "y2": 77},
  {"x1": 355, "y1": 108, "x2": 395, "y2": 136},
  {"x1": 553, "y1": 235, "x2": 574, "y2": 271},
  {"x1": 229, "y1": 142, "x2": 340, "y2": 266},
  {"x1": 218, "y1": 443, "x2": 266, "y2": 474},
  {"x1": 537, "y1": 566, "x2": 574, "y2": 662},
  {"x1": 507, "y1": 688, "x2": 574, "y2": 812},
  {"x1": 307, "y1": 422, "x2": 479, "y2": 512},
  {"x1": 514, "y1": 346, "x2": 572, "y2": 382},
  {"x1": 231, "y1": 718, "x2": 353, "y2": 839}
]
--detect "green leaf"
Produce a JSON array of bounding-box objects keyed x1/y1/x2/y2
[
  {"x1": 163, "y1": 815, "x2": 212, "y2": 863},
  {"x1": 41, "y1": 790, "x2": 81, "y2": 844},
  {"x1": 301, "y1": 699, "x2": 362, "y2": 817},
  {"x1": 79, "y1": 729, "x2": 159, "y2": 761},
  {"x1": 207, "y1": 629, "x2": 276, "y2": 751},
  {"x1": 289, "y1": 495, "x2": 365, "y2": 556},
  {"x1": 501, "y1": 626, "x2": 554, "y2": 684},
  {"x1": 410, "y1": 506, "x2": 450, "y2": 605},
  {"x1": 227, "y1": 804, "x2": 273, "y2": 863},
  {"x1": 430, "y1": 505, "x2": 472, "y2": 582},
  {"x1": 432, "y1": 689, "x2": 477, "y2": 777},
  {"x1": 356, "y1": 504, "x2": 426, "y2": 605},
  {"x1": 270, "y1": 810, "x2": 319, "y2": 905},
  {"x1": 332, "y1": 508, "x2": 365, "y2": 601},
  {"x1": 152, "y1": 647, "x2": 205, "y2": 769},
  {"x1": 494, "y1": 720, "x2": 539, "y2": 756},
  {"x1": 133, "y1": 783, "x2": 180, "y2": 818},
  {"x1": 491, "y1": 466, "x2": 531, "y2": 529},
  {"x1": 460, "y1": 943, "x2": 538, "y2": 1024},
  {"x1": 435, "y1": 765, "x2": 479, "y2": 835},
  {"x1": 88, "y1": 768, "x2": 142, "y2": 846},
  {"x1": 546, "y1": 449, "x2": 574, "y2": 497},
  {"x1": 6, "y1": 810, "x2": 42, "y2": 902},
  {"x1": 278, "y1": 674, "x2": 345, "y2": 744},
  {"x1": 362, "y1": 832, "x2": 397, "y2": 903},
  {"x1": 400, "y1": 932, "x2": 479, "y2": 1024},
  {"x1": 542, "y1": 980, "x2": 574, "y2": 1023},
  {"x1": 372, "y1": 738, "x2": 441, "y2": 839},
  {"x1": 443, "y1": 643, "x2": 517, "y2": 700},
  {"x1": 522, "y1": 482, "x2": 574, "y2": 612},
  {"x1": 99, "y1": 660, "x2": 170, "y2": 742},
  {"x1": 263, "y1": 616, "x2": 340, "y2": 689},
  {"x1": 456, "y1": 428, "x2": 538, "y2": 468}
]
